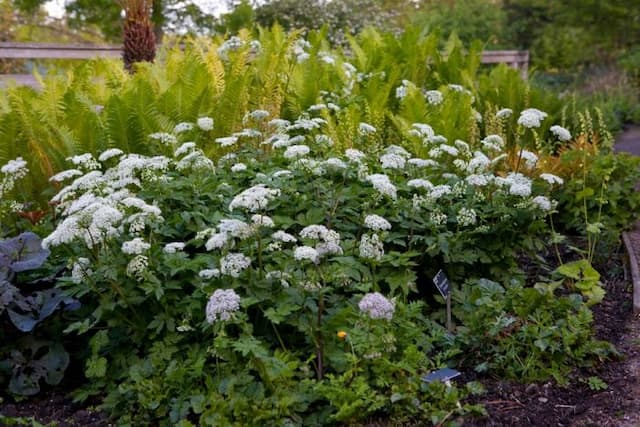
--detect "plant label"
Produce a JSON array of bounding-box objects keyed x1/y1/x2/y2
[
  {"x1": 433, "y1": 269, "x2": 450, "y2": 298},
  {"x1": 421, "y1": 368, "x2": 461, "y2": 384}
]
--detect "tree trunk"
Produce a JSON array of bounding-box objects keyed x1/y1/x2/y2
[{"x1": 122, "y1": 0, "x2": 156, "y2": 72}]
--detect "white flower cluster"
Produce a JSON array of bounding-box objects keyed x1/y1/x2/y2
[
  {"x1": 243, "y1": 109, "x2": 270, "y2": 124},
  {"x1": 205, "y1": 218, "x2": 255, "y2": 249},
  {"x1": 206, "y1": 289, "x2": 241, "y2": 323},
  {"x1": 364, "y1": 214, "x2": 391, "y2": 231},
  {"x1": 359, "y1": 233, "x2": 384, "y2": 261},
  {"x1": 284, "y1": 145, "x2": 311, "y2": 159},
  {"x1": 292, "y1": 38, "x2": 311, "y2": 63},
  {"x1": 457, "y1": 207, "x2": 477, "y2": 227},
  {"x1": 121, "y1": 237, "x2": 150, "y2": 255},
  {"x1": 294, "y1": 246, "x2": 320, "y2": 264},
  {"x1": 126, "y1": 255, "x2": 149, "y2": 281},
  {"x1": 550, "y1": 125, "x2": 571, "y2": 141},
  {"x1": 496, "y1": 108, "x2": 513, "y2": 119},
  {"x1": 481, "y1": 135, "x2": 504, "y2": 152},
  {"x1": 220, "y1": 253, "x2": 251, "y2": 277},
  {"x1": 408, "y1": 158, "x2": 437, "y2": 168},
  {"x1": 379, "y1": 153, "x2": 406, "y2": 169},
  {"x1": 217, "y1": 36, "x2": 244, "y2": 60},
  {"x1": 366, "y1": 174, "x2": 397, "y2": 199},
  {"x1": 163, "y1": 242, "x2": 185, "y2": 254},
  {"x1": 43, "y1": 153, "x2": 168, "y2": 249},
  {"x1": 173, "y1": 122, "x2": 194, "y2": 134},
  {"x1": 517, "y1": 108, "x2": 548, "y2": 128},
  {"x1": 425, "y1": 90, "x2": 443, "y2": 105},
  {"x1": 395, "y1": 80, "x2": 415, "y2": 100},
  {"x1": 272, "y1": 230, "x2": 297, "y2": 243},
  {"x1": 229, "y1": 185, "x2": 280, "y2": 212},
  {"x1": 98, "y1": 149, "x2": 124, "y2": 162},
  {"x1": 359, "y1": 122, "x2": 376, "y2": 135},
  {"x1": 539, "y1": 173, "x2": 564, "y2": 185},
  {"x1": 149, "y1": 132, "x2": 177, "y2": 145},
  {"x1": 0, "y1": 157, "x2": 29, "y2": 199},
  {"x1": 502, "y1": 173, "x2": 532, "y2": 197},
  {"x1": 407, "y1": 178, "x2": 434, "y2": 190},
  {"x1": 71, "y1": 257, "x2": 92, "y2": 284},
  {"x1": 197, "y1": 117, "x2": 214, "y2": 131},
  {"x1": 174, "y1": 142, "x2": 196, "y2": 157},
  {"x1": 199, "y1": 268, "x2": 220, "y2": 279},
  {"x1": 358, "y1": 292, "x2": 395, "y2": 320},
  {"x1": 345, "y1": 149, "x2": 366, "y2": 163},
  {"x1": 215, "y1": 136, "x2": 238, "y2": 147},
  {"x1": 299, "y1": 225, "x2": 343, "y2": 259},
  {"x1": 68, "y1": 153, "x2": 100, "y2": 170},
  {"x1": 1, "y1": 157, "x2": 28, "y2": 177},
  {"x1": 532, "y1": 195, "x2": 553, "y2": 211},
  {"x1": 231, "y1": 163, "x2": 247, "y2": 172},
  {"x1": 409, "y1": 123, "x2": 435, "y2": 140},
  {"x1": 50, "y1": 169, "x2": 83, "y2": 183},
  {"x1": 520, "y1": 150, "x2": 539, "y2": 168}
]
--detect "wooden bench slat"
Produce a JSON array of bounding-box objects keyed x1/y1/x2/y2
[{"x1": 0, "y1": 44, "x2": 529, "y2": 86}]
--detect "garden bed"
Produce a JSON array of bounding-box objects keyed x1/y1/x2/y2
[{"x1": 464, "y1": 249, "x2": 640, "y2": 426}]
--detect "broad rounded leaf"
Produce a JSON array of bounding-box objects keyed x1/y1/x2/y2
[
  {"x1": 0, "y1": 232, "x2": 50, "y2": 273},
  {"x1": 7, "y1": 309, "x2": 38, "y2": 332}
]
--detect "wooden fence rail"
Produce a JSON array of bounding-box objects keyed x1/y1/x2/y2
[{"x1": 0, "y1": 42, "x2": 529, "y2": 88}]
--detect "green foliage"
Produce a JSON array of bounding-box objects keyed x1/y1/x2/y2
[
  {"x1": 412, "y1": 0, "x2": 509, "y2": 48},
  {"x1": 552, "y1": 260, "x2": 605, "y2": 306},
  {"x1": 252, "y1": 0, "x2": 400, "y2": 46},
  {"x1": 555, "y1": 150, "x2": 640, "y2": 241},
  {"x1": 583, "y1": 376, "x2": 608, "y2": 391},
  {"x1": 456, "y1": 279, "x2": 615, "y2": 384}
]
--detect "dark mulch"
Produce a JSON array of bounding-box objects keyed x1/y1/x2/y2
[{"x1": 0, "y1": 393, "x2": 108, "y2": 426}]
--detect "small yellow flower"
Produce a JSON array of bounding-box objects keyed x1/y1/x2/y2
[{"x1": 337, "y1": 331, "x2": 347, "y2": 340}]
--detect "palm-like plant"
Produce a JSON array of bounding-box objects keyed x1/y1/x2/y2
[{"x1": 120, "y1": 0, "x2": 156, "y2": 72}]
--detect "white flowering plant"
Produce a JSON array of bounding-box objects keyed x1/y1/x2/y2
[{"x1": 33, "y1": 102, "x2": 575, "y2": 424}]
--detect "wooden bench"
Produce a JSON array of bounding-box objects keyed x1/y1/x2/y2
[
  {"x1": 0, "y1": 42, "x2": 122, "y2": 88},
  {"x1": 481, "y1": 50, "x2": 529, "y2": 79},
  {"x1": 0, "y1": 42, "x2": 530, "y2": 89}
]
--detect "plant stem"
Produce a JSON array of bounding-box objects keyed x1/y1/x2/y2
[
  {"x1": 549, "y1": 214, "x2": 563, "y2": 266},
  {"x1": 316, "y1": 293, "x2": 324, "y2": 380}
]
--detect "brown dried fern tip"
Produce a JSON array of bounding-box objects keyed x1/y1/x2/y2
[{"x1": 120, "y1": 0, "x2": 156, "y2": 72}]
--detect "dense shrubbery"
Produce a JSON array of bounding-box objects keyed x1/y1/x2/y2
[{"x1": 0, "y1": 25, "x2": 635, "y2": 425}]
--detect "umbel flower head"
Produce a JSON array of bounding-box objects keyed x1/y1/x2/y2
[
  {"x1": 358, "y1": 292, "x2": 395, "y2": 320},
  {"x1": 206, "y1": 289, "x2": 241, "y2": 323}
]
